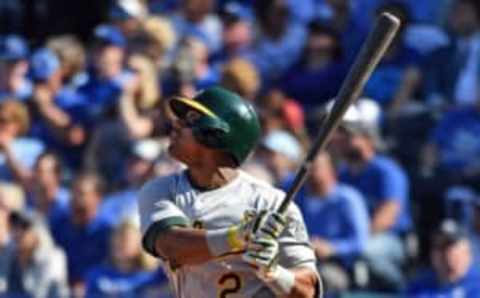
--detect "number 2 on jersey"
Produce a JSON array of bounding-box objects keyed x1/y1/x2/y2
[{"x1": 218, "y1": 273, "x2": 242, "y2": 298}]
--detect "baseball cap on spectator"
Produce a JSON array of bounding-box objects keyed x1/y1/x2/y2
[
  {"x1": 109, "y1": 0, "x2": 147, "y2": 20},
  {"x1": 30, "y1": 48, "x2": 60, "y2": 82},
  {"x1": 94, "y1": 25, "x2": 126, "y2": 48},
  {"x1": 262, "y1": 130, "x2": 302, "y2": 163},
  {"x1": 0, "y1": 35, "x2": 29, "y2": 61},
  {"x1": 432, "y1": 219, "x2": 468, "y2": 248},
  {"x1": 323, "y1": 98, "x2": 385, "y2": 149}
]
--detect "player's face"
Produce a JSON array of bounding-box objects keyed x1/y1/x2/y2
[{"x1": 168, "y1": 115, "x2": 203, "y2": 164}]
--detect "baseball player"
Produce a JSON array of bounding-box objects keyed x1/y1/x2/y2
[{"x1": 138, "y1": 87, "x2": 321, "y2": 297}]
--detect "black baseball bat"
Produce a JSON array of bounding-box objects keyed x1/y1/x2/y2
[{"x1": 278, "y1": 12, "x2": 401, "y2": 214}]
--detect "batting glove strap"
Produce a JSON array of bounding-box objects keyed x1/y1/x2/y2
[
  {"x1": 260, "y1": 265, "x2": 296, "y2": 297},
  {"x1": 257, "y1": 212, "x2": 287, "y2": 239}
]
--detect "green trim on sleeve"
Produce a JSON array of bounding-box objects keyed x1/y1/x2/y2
[{"x1": 142, "y1": 216, "x2": 190, "y2": 257}]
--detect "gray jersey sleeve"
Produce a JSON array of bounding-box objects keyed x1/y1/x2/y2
[
  {"x1": 279, "y1": 203, "x2": 322, "y2": 297},
  {"x1": 278, "y1": 203, "x2": 317, "y2": 271},
  {"x1": 138, "y1": 175, "x2": 190, "y2": 257}
]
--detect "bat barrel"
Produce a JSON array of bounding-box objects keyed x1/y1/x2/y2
[{"x1": 277, "y1": 13, "x2": 401, "y2": 214}]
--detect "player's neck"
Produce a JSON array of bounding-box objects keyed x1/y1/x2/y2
[{"x1": 187, "y1": 167, "x2": 238, "y2": 191}]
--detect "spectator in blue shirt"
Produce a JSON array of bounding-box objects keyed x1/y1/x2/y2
[
  {"x1": 78, "y1": 25, "x2": 136, "y2": 126},
  {"x1": 422, "y1": 102, "x2": 480, "y2": 185},
  {"x1": 0, "y1": 35, "x2": 32, "y2": 102},
  {"x1": 210, "y1": 3, "x2": 256, "y2": 71},
  {"x1": 252, "y1": 0, "x2": 307, "y2": 86},
  {"x1": 9, "y1": 152, "x2": 70, "y2": 227},
  {"x1": 280, "y1": 21, "x2": 348, "y2": 111},
  {"x1": 407, "y1": 219, "x2": 480, "y2": 297},
  {"x1": 50, "y1": 172, "x2": 113, "y2": 295},
  {"x1": 314, "y1": 0, "x2": 369, "y2": 63},
  {"x1": 298, "y1": 151, "x2": 369, "y2": 294},
  {"x1": 169, "y1": 0, "x2": 223, "y2": 53},
  {"x1": 0, "y1": 99, "x2": 45, "y2": 182},
  {"x1": 98, "y1": 140, "x2": 160, "y2": 227},
  {"x1": 423, "y1": 0, "x2": 480, "y2": 109},
  {"x1": 29, "y1": 47, "x2": 89, "y2": 170},
  {"x1": 85, "y1": 221, "x2": 170, "y2": 298},
  {"x1": 363, "y1": 2, "x2": 421, "y2": 112},
  {"x1": 334, "y1": 103, "x2": 412, "y2": 290}
]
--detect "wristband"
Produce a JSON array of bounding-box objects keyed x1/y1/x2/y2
[
  {"x1": 206, "y1": 226, "x2": 244, "y2": 256},
  {"x1": 260, "y1": 266, "x2": 295, "y2": 296}
]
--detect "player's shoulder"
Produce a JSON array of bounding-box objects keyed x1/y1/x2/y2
[
  {"x1": 238, "y1": 170, "x2": 285, "y2": 199},
  {"x1": 138, "y1": 171, "x2": 185, "y2": 202}
]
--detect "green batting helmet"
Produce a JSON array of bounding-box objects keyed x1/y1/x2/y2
[{"x1": 169, "y1": 86, "x2": 261, "y2": 165}]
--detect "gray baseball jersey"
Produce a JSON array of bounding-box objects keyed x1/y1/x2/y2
[{"x1": 138, "y1": 170, "x2": 318, "y2": 298}]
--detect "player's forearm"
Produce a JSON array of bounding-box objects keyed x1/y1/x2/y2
[
  {"x1": 154, "y1": 227, "x2": 215, "y2": 266},
  {"x1": 283, "y1": 267, "x2": 319, "y2": 298}
]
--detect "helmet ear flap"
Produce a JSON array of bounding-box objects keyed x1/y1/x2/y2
[{"x1": 192, "y1": 116, "x2": 230, "y2": 148}]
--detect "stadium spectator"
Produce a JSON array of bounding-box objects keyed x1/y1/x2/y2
[
  {"x1": 258, "y1": 88, "x2": 308, "y2": 146},
  {"x1": 109, "y1": 0, "x2": 148, "y2": 38},
  {"x1": 334, "y1": 103, "x2": 412, "y2": 291},
  {"x1": 7, "y1": 210, "x2": 69, "y2": 298},
  {"x1": 78, "y1": 24, "x2": 136, "y2": 125},
  {"x1": 406, "y1": 219, "x2": 480, "y2": 296},
  {"x1": 315, "y1": 0, "x2": 369, "y2": 63},
  {"x1": 98, "y1": 140, "x2": 160, "y2": 226},
  {"x1": 298, "y1": 151, "x2": 369, "y2": 294},
  {"x1": 46, "y1": 35, "x2": 87, "y2": 88},
  {"x1": 364, "y1": 2, "x2": 421, "y2": 113},
  {"x1": 281, "y1": 21, "x2": 348, "y2": 111},
  {"x1": 84, "y1": 54, "x2": 161, "y2": 187},
  {"x1": 85, "y1": 220, "x2": 169, "y2": 297},
  {"x1": 50, "y1": 172, "x2": 113, "y2": 295},
  {"x1": 0, "y1": 182, "x2": 24, "y2": 295},
  {"x1": 423, "y1": 0, "x2": 480, "y2": 109},
  {"x1": 0, "y1": 35, "x2": 31, "y2": 102},
  {"x1": 219, "y1": 58, "x2": 259, "y2": 101},
  {"x1": 169, "y1": 0, "x2": 222, "y2": 53},
  {"x1": 252, "y1": 0, "x2": 307, "y2": 86},
  {"x1": 258, "y1": 130, "x2": 303, "y2": 188},
  {"x1": 211, "y1": 3, "x2": 255, "y2": 67},
  {"x1": 29, "y1": 47, "x2": 88, "y2": 169},
  {"x1": 164, "y1": 36, "x2": 219, "y2": 96},
  {"x1": 421, "y1": 97, "x2": 480, "y2": 189},
  {"x1": 16, "y1": 152, "x2": 70, "y2": 227},
  {"x1": 0, "y1": 99, "x2": 44, "y2": 182},
  {"x1": 128, "y1": 16, "x2": 176, "y2": 70}
]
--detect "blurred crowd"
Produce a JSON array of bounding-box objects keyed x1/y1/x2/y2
[{"x1": 0, "y1": 0, "x2": 480, "y2": 297}]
